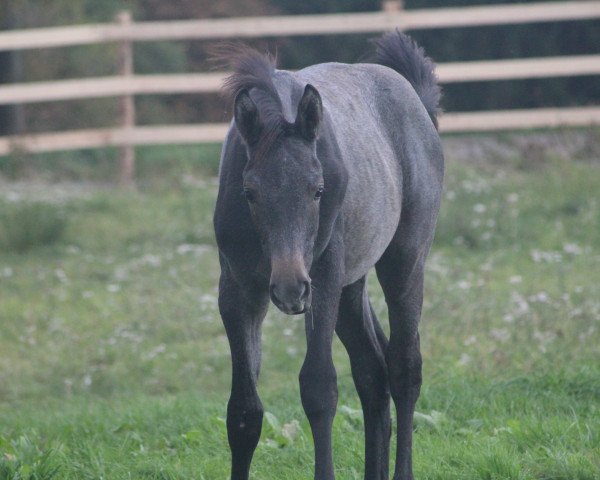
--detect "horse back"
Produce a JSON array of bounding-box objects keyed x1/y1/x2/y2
[{"x1": 293, "y1": 63, "x2": 444, "y2": 284}]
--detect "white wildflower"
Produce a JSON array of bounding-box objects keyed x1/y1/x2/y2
[
  {"x1": 461, "y1": 179, "x2": 489, "y2": 194},
  {"x1": 458, "y1": 353, "x2": 472, "y2": 366},
  {"x1": 177, "y1": 244, "x2": 210, "y2": 256},
  {"x1": 490, "y1": 328, "x2": 510, "y2": 342},
  {"x1": 533, "y1": 330, "x2": 556, "y2": 345},
  {"x1": 199, "y1": 294, "x2": 216, "y2": 304},
  {"x1": 141, "y1": 254, "x2": 161, "y2": 267},
  {"x1": 580, "y1": 326, "x2": 596, "y2": 343},
  {"x1": 55, "y1": 268, "x2": 67, "y2": 282},
  {"x1": 563, "y1": 243, "x2": 582, "y2": 255},
  {"x1": 480, "y1": 262, "x2": 493, "y2": 272},
  {"x1": 116, "y1": 329, "x2": 143, "y2": 343},
  {"x1": 570, "y1": 308, "x2": 583, "y2": 318},
  {"x1": 510, "y1": 291, "x2": 530, "y2": 316},
  {"x1": 144, "y1": 343, "x2": 166, "y2": 360},
  {"x1": 286, "y1": 346, "x2": 298, "y2": 356},
  {"x1": 531, "y1": 249, "x2": 562, "y2": 264},
  {"x1": 114, "y1": 267, "x2": 129, "y2": 281},
  {"x1": 529, "y1": 292, "x2": 550, "y2": 304}
]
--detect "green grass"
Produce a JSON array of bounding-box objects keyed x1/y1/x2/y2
[
  {"x1": 0, "y1": 144, "x2": 222, "y2": 183},
  {"x1": 1, "y1": 141, "x2": 599, "y2": 479},
  {"x1": 0, "y1": 201, "x2": 67, "y2": 253}
]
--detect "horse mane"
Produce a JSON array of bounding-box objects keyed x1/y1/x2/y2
[{"x1": 212, "y1": 44, "x2": 289, "y2": 159}]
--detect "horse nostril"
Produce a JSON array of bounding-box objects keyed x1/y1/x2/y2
[
  {"x1": 270, "y1": 284, "x2": 279, "y2": 303},
  {"x1": 270, "y1": 280, "x2": 310, "y2": 312},
  {"x1": 300, "y1": 281, "x2": 310, "y2": 301}
]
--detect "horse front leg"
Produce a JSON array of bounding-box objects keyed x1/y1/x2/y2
[
  {"x1": 219, "y1": 266, "x2": 269, "y2": 480},
  {"x1": 300, "y1": 322, "x2": 338, "y2": 480},
  {"x1": 299, "y1": 240, "x2": 344, "y2": 480}
]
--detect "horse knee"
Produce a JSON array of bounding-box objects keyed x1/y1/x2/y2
[
  {"x1": 299, "y1": 364, "x2": 338, "y2": 417},
  {"x1": 227, "y1": 395, "x2": 264, "y2": 452},
  {"x1": 352, "y1": 358, "x2": 389, "y2": 410},
  {"x1": 386, "y1": 346, "x2": 422, "y2": 402}
]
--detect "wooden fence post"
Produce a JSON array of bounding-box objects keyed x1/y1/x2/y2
[
  {"x1": 116, "y1": 10, "x2": 135, "y2": 186},
  {"x1": 382, "y1": 0, "x2": 403, "y2": 14}
]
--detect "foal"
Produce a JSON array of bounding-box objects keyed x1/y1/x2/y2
[{"x1": 214, "y1": 30, "x2": 443, "y2": 480}]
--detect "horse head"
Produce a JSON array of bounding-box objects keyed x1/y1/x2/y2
[{"x1": 235, "y1": 84, "x2": 324, "y2": 314}]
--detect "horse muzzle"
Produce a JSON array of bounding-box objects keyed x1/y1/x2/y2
[
  {"x1": 270, "y1": 256, "x2": 311, "y2": 315},
  {"x1": 270, "y1": 279, "x2": 311, "y2": 314}
]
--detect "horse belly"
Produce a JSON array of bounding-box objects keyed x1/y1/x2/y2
[{"x1": 341, "y1": 158, "x2": 401, "y2": 285}]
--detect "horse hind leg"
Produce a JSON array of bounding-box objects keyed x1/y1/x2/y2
[
  {"x1": 370, "y1": 299, "x2": 389, "y2": 353},
  {"x1": 336, "y1": 276, "x2": 391, "y2": 480},
  {"x1": 376, "y1": 241, "x2": 429, "y2": 480}
]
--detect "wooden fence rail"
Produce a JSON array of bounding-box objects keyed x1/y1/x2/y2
[
  {"x1": 2, "y1": 106, "x2": 600, "y2": 157},
  {"x1": 2, "y1": 54, "x2": 600, "y2": 105},
  {"x1": 1, "y1": 1, "x2": 600, "y2": 51},
  {"x1": 1, "y1": 1, "x2": 599, "y2": 183}
]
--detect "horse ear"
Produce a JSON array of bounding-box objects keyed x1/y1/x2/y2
[
  {"x1": 295, "y1": 84, "x2": 322, "y2": 141},
  {"x1": 234, "y1": 89, "x2": 261, "y2": 145}
]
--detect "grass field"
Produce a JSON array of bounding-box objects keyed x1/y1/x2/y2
[{"x1": 1, "y1": 133, "x2": 599, "y2": 479}]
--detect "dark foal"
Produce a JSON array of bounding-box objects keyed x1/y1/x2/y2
[{"x1": 213, "y1": 30, "x2": 444, "y2": 480}]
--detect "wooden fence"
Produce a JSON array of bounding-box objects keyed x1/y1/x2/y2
[{"x1": 1, "y1": 1, "x2": 599, "y2": 182}]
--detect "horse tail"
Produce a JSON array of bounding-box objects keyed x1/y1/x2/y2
[{"x1": 372, "y1": 30, "x2": 441, "y2": 129}]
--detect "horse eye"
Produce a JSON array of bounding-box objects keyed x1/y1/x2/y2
[
  {"x1": 315, "y1": 187, "x2": 324, "y2": 200},
  {"x1": 243, "y1": 188, "x2": 256, "y2": 203}
]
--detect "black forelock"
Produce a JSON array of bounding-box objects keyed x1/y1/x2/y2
[{"x1": 212, "y1": 44, "x2": 291, "y2": 160}]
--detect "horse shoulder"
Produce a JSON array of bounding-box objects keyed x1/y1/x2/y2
[{"x1": 214, "y1": 132, "x2": 267, "y2": 282}]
